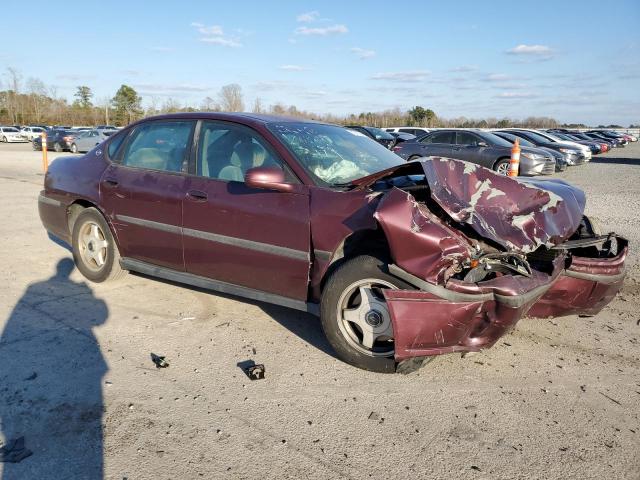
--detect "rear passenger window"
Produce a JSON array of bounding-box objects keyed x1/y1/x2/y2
[
  {"x1": 421, "y1": 131, "x2": 454, "y2": 144},
  {"x1": 107, "y1": 132, "x2": 127, "y2": 160},
  {"x1": 121, "y1": 121, "x2": 193, "y2": 172},
  {"x1": 456, "y1": 132, "x2": 480, "y2": 145}
]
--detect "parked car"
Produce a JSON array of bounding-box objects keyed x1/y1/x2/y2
[
  {"x1": 70, "y1": 129, "x2": 116, "y2": 153},
  {"x1": 0, "y1": 126, "x2": 28, "y2": 143},
  {"x1": 529, "y1": 130, "x2": 592, "y2": 161},
  {"x1": 388, "y1": 132, "x2": 416, "y2": 145},
  {"x1": 346, "y1": 125, "x2": 396, "y2": 149},
  {"x1": 32, "y1": 129, "x2": 80, "y2": 152},
  {"x1": 547, "y1": 131, "x2": 603, "y2": 154},
  {"x1": 19, "y1": 126, "x2": 46, "y2": 141},
  {"x1": 37, "y1": 113, "x2": 628, "y2": 373},
  {"x1": 560, "y1": 132, "x2": 610, "y2": 153},
  {"x1": 584, "y1": 132, "x2": 622, "y2": 148},
  {"x1": 493, "y1": 131, "x2": 567, "y2": 171},
  {"x1": 385, "y1": 127, "x2": 431, "y2": 137},
  {"x1": 96, "y1": 125, "x2": 118, "y2": 130},
  {"x1": 589, "y1": 130, "x2": 628, "y2": 146},
  {"x1": 393, "y1": 129, "x2": 556, "y2": 176},
  {"x1": 494, "y1": 130, "x2": 588, "y2": 166}
]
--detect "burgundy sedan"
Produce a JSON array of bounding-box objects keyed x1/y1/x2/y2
[{"x1": 38, "y1": 113, "x2": 628, "y2": 373}]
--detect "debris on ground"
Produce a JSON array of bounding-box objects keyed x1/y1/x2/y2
[
  {"x1": 24, "y1": 372, "x2": 37, "y2": 381},
  {"x1": 237, "y1": 360, "x2": 265, "y2": 380},
  {"x1": 150, "y1": 353, "x2": 170, "y2": 368},
  {"x1": 0, "y1": 437, "x2": 33, "y2": 463}
]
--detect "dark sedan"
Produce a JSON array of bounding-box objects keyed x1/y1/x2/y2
[
  {"x1": 549, "y1": 131, "x2": 603, "y2": 154},
  {"x1": 346, "y1": 125, "x2": 395, "y2": 149},
  {"x1": 393, "y1": 129, "x2": 556, "y2": 176},
  {"x1": 32, "y1": 129, "x2": 79, "y2": 152},
  {"x1": 493, "y1": 131, "x2": 567, "y2": 172},
  {"x1": 38, "y1": 113, "x2": 627, "y2": 373}
]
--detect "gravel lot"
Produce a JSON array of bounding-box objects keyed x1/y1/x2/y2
[{"x1": 0, "y1": 142, "x2": 639, "y2": 479}]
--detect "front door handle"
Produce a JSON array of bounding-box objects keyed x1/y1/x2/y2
[
  {"x1": 186, "y1": 190, "x2": 208, "y2": 202},
  {"x1": 102, "y1": 178, "x2": 119, "y2": 188}
]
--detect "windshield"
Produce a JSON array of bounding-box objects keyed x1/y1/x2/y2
[
  {"x1": 478, "y1": 131, "x2": 512, "y2": 147},
  {"x1": 3, "y1": 128, "x2": 19, "y2": 133},
  {"x1": 516, "y1": 130, "x2": 553, "y2": 144},
  {"x1": 269, "y1": 122, "x2": 404, "y2": 185},
  {"x1": 494, "y1": 131, "x2": 535, "y2": 147},
  {"x1": 365, "y1": 126, "x2": 394, "y2": 141}
]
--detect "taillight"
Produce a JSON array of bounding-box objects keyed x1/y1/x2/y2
[
  {"x1": 392, "y1": 146, "x2": 402, "y2": 152},
  {"x1": 63, "y1": 136, "x2": 72, "y2": 142}
]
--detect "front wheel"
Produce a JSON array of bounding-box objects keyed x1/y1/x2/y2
[
  {"x1": 70, "y1": 143, "x2": 78, "y2": 153},
  {"x1": 53, "y1": 142, "x2": 62, "y2": 152},
  {"x1": 72, "y1": 207, "x2": 127, "y2": 283},
  {"x1": 1, "y1": 136, "x2": 7, "y2": 143},
  {"x1": 320, "y1": 255, "x2": 412, "y2": 373},
  {"x1": 494, "y1": 158, "x2": 510, "y2": 175}
]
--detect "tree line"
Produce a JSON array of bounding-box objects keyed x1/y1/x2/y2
[{"x1": 0, "y1": 68, "x2": 633, "y2": 129}]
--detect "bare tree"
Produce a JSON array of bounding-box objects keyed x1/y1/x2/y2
[
  {"x1": 200, "y1": 96, "x2": 217, "y2": 111},
  {"x1": 218, "y1": 84, "x2": 244, "y2": 112},
  {"x1": 4, "y1": 67, "x2": 22, "y2": 123},
  {"x1": 252, "y1": 97, "x2": 264, "y2": 114}
]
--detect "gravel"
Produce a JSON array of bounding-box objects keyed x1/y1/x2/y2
[{"x1": 0, "y1": 142, "x2": 638, "y2": 479}]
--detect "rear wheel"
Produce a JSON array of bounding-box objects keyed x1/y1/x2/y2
[
  {"x1": 408, "y1": 155, "x2": 422, "y2": 161},
  {"x1": 53, "y1": 142, "x2": 62, "y2": 152},
  {"x1": 320, "y1": 255, "x2": 412, "y2": 373},
  {"x1": 70, "y1": 143, "x2": 78, "y2": 153},
  {"x1": 1, "y1": 136, "x2": 7, "y2": 143},
  {"x1": 71, "y1": 208, "x2": 127, "y2": 283},
  {"x1": 494, "y1": 158, "x2": 510, "y2": 175}
]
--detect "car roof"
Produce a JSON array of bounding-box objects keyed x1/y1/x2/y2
[{"x1": 136, "y1": 112, "x2": 329, "y2": 127}]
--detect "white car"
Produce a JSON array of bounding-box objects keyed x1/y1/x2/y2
[
  {"x1": 531, "y1": 130, "x2": 592, "y2": 161},
  {"x1": 384, "y1": 127, "x2": 431, "y2": 137},
  {"x1": 19, "y1": 126, "x2": 45, "y2": 141},
  {"x1": 0, "y1": 127, "x2": 28, "y2": 143}
]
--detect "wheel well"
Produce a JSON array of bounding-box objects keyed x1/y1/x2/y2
[
  {"x1": 319, "y1": 227, "x2": 392, "y2": 293},
  {"x1": 67, "y1": 199, "x2": 96, "y2": 232}
]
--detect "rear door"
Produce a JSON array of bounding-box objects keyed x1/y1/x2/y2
[
  {"x1": 417, "y1": 131, "x2": 454, "y2": 157},
  {"x1": 182, "y1": 120, "x2": 311, "y2": 302},
  {"x1": 100, "y1": 119, "x2": 195, "y2": 271}
]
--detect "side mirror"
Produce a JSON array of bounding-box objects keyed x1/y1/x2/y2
[
  {"x1": 476, "y1": 141, "x2": 488, "y2": 147},
  {"x1": 244, "y1": 166, "x2": 294, "y2": 193}
]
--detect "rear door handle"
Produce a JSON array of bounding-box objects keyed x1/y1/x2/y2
[{"x1": 186, "y1": 190, "x2": 208, "y2": 201}]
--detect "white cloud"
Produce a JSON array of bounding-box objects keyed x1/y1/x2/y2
[
  {"x1": 279, "y1": 65, "x2": 309, "y2": 71},
  {"x1": 483, "y1": 73, "x2": 514, "y2": 82},
  {"x1": 449, "y1": 65, "x2": 478, "y2": 72},
  {"x1": 494, "y1": 92, "x2": 537, "y2": 99},
  {"x1": 296, "y1": 11, "x2": 319, "y2": 23},
  {"x1": 191, "y1": 22, "x2": 224, "y2": 36},
  {"x1": 294, "y1": 24, "x2": 348, "y2": 36},
  {"x1": 351, "y1": 47, "x2": 376, "y2": 60},
  {"x1": 506, "y1": 44, "x2": 553, "y2": 56},
  {"x1": 200, "y1": 37, "x2": 242, "y2": 47},
  {"x1": 191, "y1": 22, "x2": 242, "y2": 47},
  {"x1": 370, "y1": 71, "x2": 429, "y2": 82}
]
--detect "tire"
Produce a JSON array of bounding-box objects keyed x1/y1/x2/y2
[
  {"x1": 70, "y1": 143, "x2": 78, "y2": 153},
  {"x1": 71, "y1": 207, "x2": 127, "y2": 283},
  {"x1": 320, "y1": 255, "x2": 413, "y2": 373},
  {"x1": 494, "y1": 158, "x2": 510, "y2": 176},
  {"x1": 53, "y1": 142, "x2": 62, "y2": 152},
  {"x1": 408, "y1": 155, "x2": 422, "y2": 162},
  {"x1": 1, "y1": 136, "x2": 7, "y2": 143}
]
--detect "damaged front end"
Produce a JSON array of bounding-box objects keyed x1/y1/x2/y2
[{"x1": 367, "y1": 158, "x2": 627, "y2": 363}]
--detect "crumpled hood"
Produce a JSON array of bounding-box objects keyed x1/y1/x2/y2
[{"x1": 422, "y1": 158, "x2": 585, "y2": 252}]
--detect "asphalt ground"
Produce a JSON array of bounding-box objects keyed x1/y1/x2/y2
[{"x1": 0, "y1": 141, "x2": 638, "y2": 479}]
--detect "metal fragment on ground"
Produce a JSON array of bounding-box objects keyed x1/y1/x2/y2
[{"x1": 150, "y1": 353, "x2": 170, "y2": 368}]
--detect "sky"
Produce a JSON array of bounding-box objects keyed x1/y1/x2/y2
[{"x1": 1, "y1": 0, "x2": 639, "y2": 125}]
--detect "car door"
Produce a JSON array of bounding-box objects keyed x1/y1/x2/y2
[
  {"x1": 182, "y1": 120, "x2": 311, "y2": 302},
  {"x1": 100, "y1": 119, "x2": 195, "y2": 271},
  {"x1": 417, "y1": 131, "x2": 454, "y2": 157},
  {"x1": 451, "y1": 132, "x2": 486, "y2": 165}
]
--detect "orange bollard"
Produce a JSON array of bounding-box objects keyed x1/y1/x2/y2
[
  {"x1": 508, "y1": 138, "x2": 520, "y2": 177},
  {"x1": 41, "y1": 132, "x2": 48, "y2": 172}
]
